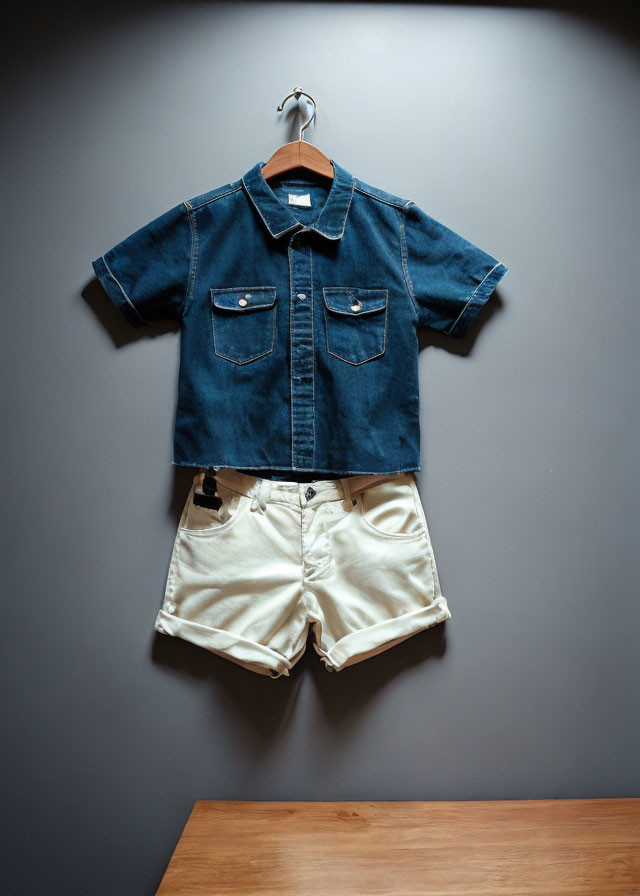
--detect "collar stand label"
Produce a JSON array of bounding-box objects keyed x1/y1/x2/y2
[{"x1": 288, "y1": 193, "x2": 311, "y2": 207}]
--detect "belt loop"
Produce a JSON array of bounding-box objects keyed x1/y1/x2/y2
[
  {"x1": 250, "y1": 477, "x2": 271, "y2": 513},
  {"x1": 340, "y1": 477, "x2": 352, "y2": 510},
  {"x1": 250, "y1": 477, "x2": 262, "y2": 512}
]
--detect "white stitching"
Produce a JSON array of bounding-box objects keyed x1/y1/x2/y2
[
  {"x1": 323, "y1": 286, "x2": 388, "y2": 314},
  {"x1": 182, "y1": 201, "x2": 199, "y2": 318},
  {"x1": 322, "y1": 287, "x2": 388, "y2": 365},
  {"x1": 210, "y1": 285, "x2": 277, "y2": 304},
  {"x1": 331, "y1": 176, "x2": 355, "y2": 239},
  {"x1": 396, "y1": 205, "x2": 420, "y2": 319},
  {"x1": 326, "y1": 174, "x2": 354, "y2": 239},
  {"x1": 172, "y1": 459, "x2": 422, "y2": 475},
  {"x1": 101, "y1": 255, "x2": 145, "y2": 323},
  {"x1": 444, "y1": 262, "x2": 503, "y2": 336},
  {"x1": 187, "y1": 183, "x2": 242, "y2": 211},
  {"x1": 289, "y1": 236, "x2": 314, "y2": 469},
  {"x1": 353, "y1": 183, "x2": 408, "y2": 208},
  {"x1": 242, "y1": 173, "x2": 300, "y2": 239},
  {"x1": 288, "y1": 234, "x2": 295, "y2": 466},
  {"x1": 211, "y1": 305, "x2": 277, "y2": 365}
]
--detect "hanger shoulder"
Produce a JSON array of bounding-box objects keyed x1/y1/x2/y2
[{"x1": 261, "y1": 141, "x2": 334, "y2": 180}]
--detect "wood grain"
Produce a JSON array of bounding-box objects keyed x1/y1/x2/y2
[{"x1": 156, "y1": 799, "x2": 640, "y2": 895}]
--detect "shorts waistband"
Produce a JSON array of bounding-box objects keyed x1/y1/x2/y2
[{"x1": 198, "y1": 467, "x2": 412, "y2": 506}]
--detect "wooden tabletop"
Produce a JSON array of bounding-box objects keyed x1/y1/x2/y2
[{"x1": 156, "y1": 799, "x2": 640, "y2": 895}]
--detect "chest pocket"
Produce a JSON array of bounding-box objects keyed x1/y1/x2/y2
[
  {"x1": 322, "y1": 287, "x2": 388, "y2": 365},
  {"x1": 210, "y1": 287, "x2": 277, "y2": 365}
]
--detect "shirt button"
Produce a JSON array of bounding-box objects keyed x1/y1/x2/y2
[
  {"x1": 244, "y1": 293, "x2": 252, "y2": 299},
  {"x1": 297, "y1": 293, "x2": 306, "y2": 300},
  {"x1": 238, "y1": 297, "x2": 248, "y2": 307}
]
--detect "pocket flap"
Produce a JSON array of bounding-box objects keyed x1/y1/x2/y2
[
  {"x1": 323, "y1": 287, "x2": 388, "y2": 316},
  {"x1": 211, "y1": 286, "x2": 277, "y2": 312}
]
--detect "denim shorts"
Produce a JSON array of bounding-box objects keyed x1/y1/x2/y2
[{"x1": 154, "y1": 468, "x2": 451, "y2": 677}]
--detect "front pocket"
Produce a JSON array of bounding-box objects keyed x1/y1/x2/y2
[
  {"x1": 356, "y1": 475, "x2": 426, "y2": 539},
  {"x1": 210, "y1": 286, "x2": 277, "y2": 364},
  {"x1": 322, "y1": 287, "x2": 388, "y2": 365},
  {"x1": 180, "y1": 478, "x2": 246, "y2": 536}
]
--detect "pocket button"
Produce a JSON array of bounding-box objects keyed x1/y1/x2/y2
[
  {"x1": 238, "y1": 297, "x2": 248, "y2": 307},
  {"x1": 350, "y1": 301, "x2": 362, "y2": 312}
]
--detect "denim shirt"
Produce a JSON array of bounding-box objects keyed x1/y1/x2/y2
[{"x1": 91, "y1": 160, "x2": 508, "y2": 478}]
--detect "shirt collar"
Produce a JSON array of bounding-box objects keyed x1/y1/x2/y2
[{"x1": 241, "y1": 158, "x2": 355, "y2": 240}]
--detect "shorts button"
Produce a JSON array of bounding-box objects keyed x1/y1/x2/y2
[{"x1": 305, "y1": 487, "x2": 316, "y2": 501}]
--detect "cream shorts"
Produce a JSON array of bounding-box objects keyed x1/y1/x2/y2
[{"x1": 154, "y1": 468, "x2": 451, "y2": 677}]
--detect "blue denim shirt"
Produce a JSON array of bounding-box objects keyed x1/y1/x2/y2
[{"x1": 92, "y1": 160, "x2": 508, "y2": 478}]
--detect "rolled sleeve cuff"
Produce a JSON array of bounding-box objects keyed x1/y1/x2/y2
[
  {"x1": 446, "y1": 262, "x2": 508, "y2": 339},
  {"x1": 91, "y1": 255, "x2": 147, "y2": 328}
]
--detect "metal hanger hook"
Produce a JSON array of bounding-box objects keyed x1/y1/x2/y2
[{"x1": 276, "y1": 87, "x2": 316, "y2": 142}]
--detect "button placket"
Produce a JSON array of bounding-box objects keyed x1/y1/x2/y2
[
  {"x1": 301, "y1": 496, "x2": 312, "y2": 557},
  {"x1": 301, "y1": 498, "x2": 334, "y2": 579},
  {"x1": 301, "y1": 497, "x2": 323, "y2": 571},
  {"x1": 288, "y1": 232, "x2": 315, "y2": 470}
]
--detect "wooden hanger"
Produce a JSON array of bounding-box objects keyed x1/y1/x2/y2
[{"x1": 261, "y1": 88, "x2": 334, "y2": 181}]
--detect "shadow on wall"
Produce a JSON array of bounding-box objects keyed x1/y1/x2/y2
[
  {"x1": 149, "y1": 617, "x2": 448, "y2": 737},
  {"x1": 82, "y1": 273, "x2": 504, "y2": 733},
  {"x1": 4, "y1": 2, "x2": 639, "y2": 84},
  {"x1": 82, "y1": 278, "x2": 180, "y2": 348}
]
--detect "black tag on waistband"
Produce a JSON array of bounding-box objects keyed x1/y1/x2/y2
[
  {"x1": 193, "y1": 491, "x2": 222, "y2": 510},
  {"x1": 202, "y1": 472, "x2": 218, "y2": 495}
]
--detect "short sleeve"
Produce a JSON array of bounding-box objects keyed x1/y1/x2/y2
[
  {"x1": 91, "y1": 201, "x2": 193, "y2": 328},
  {"x1": 401, "y1": 201, "x2": 508, "y2": 338}
]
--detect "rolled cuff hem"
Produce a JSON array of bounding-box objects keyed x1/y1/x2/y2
[
  {"x1": 154, "y1": 609, "x2": 292, "y2": 678},
  {"x1": 317, "y1": 596, "x2": 451, "y2": 672},
  {"x1": 446, "y1": 261, "x2": 508, "y2": 338},
  {"x1": 91, "y1": 255, "x2": 147, "y2": 328}
]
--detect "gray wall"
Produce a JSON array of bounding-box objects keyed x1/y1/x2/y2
[{"x1": 2, "y1": 2, "x2": 639, "y2": 894}]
